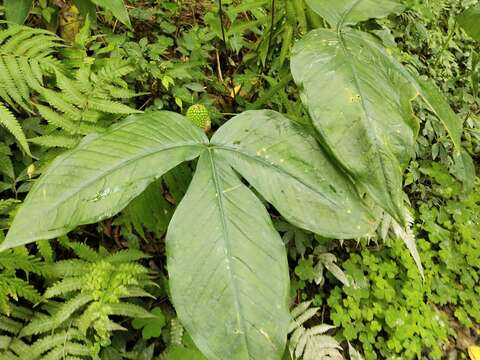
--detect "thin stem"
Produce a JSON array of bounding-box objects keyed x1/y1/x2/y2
[
  {"x1": 265, "y1": 0, "x2": 276, "y2": 66},
  {"x1": 218, "y1": 0, "x2": 227, "y2": 47},
  {"x1": 433, "y1": 21, "x2": 456, "y2": 68}
]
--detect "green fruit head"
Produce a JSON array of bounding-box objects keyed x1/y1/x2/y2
[{"x1": 186, "y1": 104, "x2": 211, "y2": 132}]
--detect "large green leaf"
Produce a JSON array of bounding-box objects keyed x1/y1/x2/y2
[
  {"x1": 212, "y1": 110, "x2": 377, "y2": 239},
  {"x1": 4, "y1": 0, "x2": 33, "y2": 24},
  {"x1": 458, "y1": 4, "x2": 480, "y2": 41},
  {"x1": 291, "y1": 29, "x2": 418, "y2": 225},
  {"x1": 305, "y1": 0, "x2": 404, "y2": 28},
  {"x1": 166, "y1": 151, "x2": 290, "y2": 360},
  {"x1": 339, "y1": 29, "x2": 470, "y2": 180},
  {"x1": 342, "y1": 30, "x2": 464, "y2": 153},
  {"x1": 89, "y1": 0, "x2": 131, "y2": 28},
  {"x1": 0, "y1": 112, "x2": 207, "y2": 250}
]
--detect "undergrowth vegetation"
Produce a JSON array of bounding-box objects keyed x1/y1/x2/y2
[{"x1": 0, "y1": 0, "x2": 479, "y2": 359}]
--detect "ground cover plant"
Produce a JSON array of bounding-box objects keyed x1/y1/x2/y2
[{"x1": 0, "y1": 0, "x2": 479, "y2": 359}]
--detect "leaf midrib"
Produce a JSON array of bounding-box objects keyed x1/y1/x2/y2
[
  {"x1": 206, "y1": 149, "x2": 252, "y2": 357},
  {"x1": 18, "y1": 142, "x2": 206, "y2": 221},
  {"x1": 350, "y1": 30, "x2": 462, "y2": 150},
  {"x1": 212, "y1": 144, "x2": 337, "y2": 206},
  {"x1": 336, "y1": 30, "x2": 398, "y2": 216}
]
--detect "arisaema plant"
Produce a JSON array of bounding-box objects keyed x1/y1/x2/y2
[{"x1": 0, "y1": 1, "x2": 473, "y2": 359}]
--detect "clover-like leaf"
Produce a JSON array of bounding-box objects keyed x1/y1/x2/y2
[{"x1": 132, "y1": 307, "x2": 166, "y2": 340}]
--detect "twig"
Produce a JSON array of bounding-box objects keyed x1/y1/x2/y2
[{"x1": 216, "y1": 49, "x2": 224, "y2": 82}]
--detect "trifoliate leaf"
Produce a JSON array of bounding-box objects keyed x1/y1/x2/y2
[{"x1": 131, "y1": 307, "x2": 166, "y2": 340}]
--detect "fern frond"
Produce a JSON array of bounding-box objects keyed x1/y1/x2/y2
[
  {"x1": 52, "y1": 294, "x2": 94, "y2": 328},
  {"x1": 17, "y1": 57, "x2": 43, "y2": 92},
  {"x1": 106, "y1": 320, "x2": 127, "y2": 332},
  {"x1": 106, "y1": 86, "x2": 139, "y2": 99},
  {"x1": 95, "y1": 61, "x2": 134, "y2": 82},
  {"x1": 120, "y1": 286, "x2": 155, "y2": 299},
  {"x1": 0, "y1": 25, "x2": 23, "y2": 43},
  {"x1": 19, "y1": 314, "x2": 56, "y2": 338},
  {"x1": 75, "y1": 303, "x2": 101, "y2": 335},
  {"x1": 4, "y1": 58, "x2": 29, "y2": 101},
  {"x1": 75, "y1": 66, "x2": 93, "y2": 93},
  {"x1": 291, "y1": 301, "x2": 313, "y2": 320},
  {"x1": 391, "y1": 215, "x2": 424, "y2": 278},
  {"x1": 5, "y1": 338, "x2": 29, "y2": 356},
  {"x1": 288, "y1": 306, "x2": 320, "y2": 333},
  {"x1": 0, "y1": 250, "x2": 45, "y2": 274},
  {"x1": 17, "y1": 35, "x2": 59, "y2": 57},
  {"x1": 0, "y1": 26, "x2": 63, "y2": 118},
  {"x1": 0, "y1": 152, "x2": 14, "y2": 179},
  {"x1": 303, "y1": 335, "x2": 343, "y2": 359},
  {"x1": 288, "y1": 302, "x2": 343, "y2": 360},
  {"x1": 0, "y1": 104, "x2": 31, "y2": 156},
  {"x1": 1, "y1": 350, "x2": 18, "y2": 360}
]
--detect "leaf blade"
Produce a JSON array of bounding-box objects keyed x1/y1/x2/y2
[
  {"x1": 212, "y1": 110, "x2": 377, "y2": 239},
  {"x1": 166, "y1": 151, "x2": 290, "y2": 360},
  {"x1": 458, "y1": 4, "x2": 480, "y2": 41},
  {"x1": 306, "y1": 0, "x2": 404, "y2": 28},
  {"x1": 291, "y1": 29, "x2": 419, "y2": 225},
  {"x1": 1, "y1": 111, "x2": 208, "y2": 250},
  {"x1": 4, "y1": 0, "x2": 33, "y2": 24},
  {"x1": 89, "y1": 0, "x2": 131, "y2": 28}
]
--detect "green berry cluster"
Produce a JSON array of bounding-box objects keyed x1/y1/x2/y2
[{"x1": 186, "y1": 104, "x2": 211, "y2": 132}]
